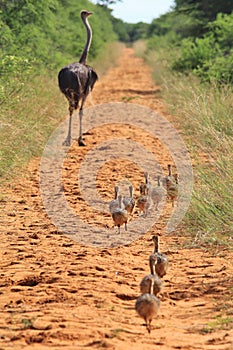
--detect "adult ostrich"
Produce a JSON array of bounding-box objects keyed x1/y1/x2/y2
[{"x1": 58, "y1": 10, "x2": 98, "y2": 146}]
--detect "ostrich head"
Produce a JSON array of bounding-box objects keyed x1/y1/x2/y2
[{"x1": 80, "y1": 10, "x2": 93, "y2": 19}]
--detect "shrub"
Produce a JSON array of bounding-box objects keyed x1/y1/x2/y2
[
  {"x1": 173, "y1": 35, "x2": 217, "y2": 71},
  {"x1": 0, "y1": 55, "x2": 33, "y2": 104},
  {"x1": 172, "y1": 13, "x2": 233, "y2": 83}
]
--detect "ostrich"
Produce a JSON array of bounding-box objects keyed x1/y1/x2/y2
[
  {"x1": 167, "y1": 180, "x2": 178, "y2": 207},
  {"x1": 139, "y1": 172, "x2": 150, "y2": 195},
  {"x1": 139, "y1": 259, "x2": 163, "y2": 296},
  {"x1": 112, "y1": 195, "x2": 128, "y2": 234},
  {"x1": 135, "y1": 276, "x2": 160, "y2": 333},
  {"x1": 137, "y1": 183, "x2": 152, "y2": 218},
  {"x1": 162, "y1": 164, "x2": 176, "y2": 189},
  {"x1": 151, "y1": 175, "x2": 167, "y2": 211},
  {"x1": 122, "y1": 185, "x2": 135, "y2": 215},
  {"x1": 149, "y1": 235, "x2": 169, "y2": 278},
  {"x1": 58, "y1": 10, "x2": 98, "y2": 146},
  {"x1": 109, "y1": 186, "x2": 120, "y2": 214}
]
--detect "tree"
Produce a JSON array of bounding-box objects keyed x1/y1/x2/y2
[
  {"x1": 174, "y1": 0, "x2": 233, "y2": 30},
  {"x1": 175, "y1": 0, "x2": 233, "y2": 20},
  {"x1": 96, "y1": 0, "x2": 122, "y2": 7}
]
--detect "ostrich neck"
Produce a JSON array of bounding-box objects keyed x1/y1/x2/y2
[
  {"x1": 114, "y1": 187, "x2": 118, "y2": 200},
  {"x1": 118, "y1": 195, "x2": 122, "y2": 209},
  {"x1": 150, "y1": 278, "x2": 154, "y2": 294},
  {"x1": 79, "y1": 17, "x2": 92, "y2": 64},
  {"x1": 157, "y1": 177, "x2": 160, "y2": 186},
  {"x1": 149, "y1": 257, "x2": 155, "y2": 274},
  {"x1": 168, "y1": 165, "x2": 172, "y2": 176},
  {"x1": 153, "y1": 239, "x2": 159, "y2": 253},
  {"x1": 129, "y1": 186, "x2": 133, "y2": 198}
]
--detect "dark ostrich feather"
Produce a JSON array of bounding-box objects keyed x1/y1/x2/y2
[{"x1": 58, "y1": 63, "x2": 97, "y2": 109}]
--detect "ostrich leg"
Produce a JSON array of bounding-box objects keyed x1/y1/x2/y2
[
  {"x1": 78, "y1": 94, "x2": 88, "y2": 146},
  {"x1": 78, "y1": 109, "x2": 85, "y2": 146},
  {"x1": 63, "y1": 104, "x2": 74, "y2": 146}
]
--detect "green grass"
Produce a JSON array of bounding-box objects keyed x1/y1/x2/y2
[
  {"x1": 200, "y1": 315, "x2": 233, "y2": 334},
  {"x1": 134, "y1": 41, "x2": 233, "y2": 248},
  {"x1": 0, "y1": 42, "x2": 124, "y2": 184},
  {"x1": 0, "y1": 73, "x2": 66, "y2": 183}
]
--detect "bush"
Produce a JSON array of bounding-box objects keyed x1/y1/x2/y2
[
  {"x1": 172, "y1": 13, "x2": 233, "y2": 83},
  {"x1": 0, "y1": 55, "x2": 33, "y2": 104},
  {"x1": 173, "y1": 35, "x2": 217, "y2": 71}
]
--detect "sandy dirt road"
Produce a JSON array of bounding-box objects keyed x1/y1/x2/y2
[{"x1": 0, "y1": 48, "x2": 233, "y2": 350}]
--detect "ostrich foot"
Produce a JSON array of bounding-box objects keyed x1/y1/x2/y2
[
  {"x1": 63, "y1": 138, "x2": 71, "y2": 146},
  {"x1": 78, "y1": 137, "x2": 86, "y2": 146}
]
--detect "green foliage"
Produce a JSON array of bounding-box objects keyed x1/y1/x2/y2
[
  {"x1": 1, "y1": 0, "x2": 116, "y2": 66},
  {"x1": 0, "y1": 72, "x2": 66, "y2": 181},
  {"x1": 174, "y1": 0, "x2": 233, "y2": 37},
  {"x1": 1, "y1": 0, "x2": 59, "y2": 59},
  {"x1": 209, "y1": 12, "x2": 233, "y2": 49},
  {"x1": 173, "y1": 13, "x2": 233, "y2": 83},
  {"x1": 205, "y1": 53, "x2": 233, "y2": 84},
  {"x1": 96, "y1": 0, "x2": 122, "y2": 6},
  {"x1": 173, "y1": 35, "x2": 217, "y2": 71},
  {"x1": 146, "y1": 0, "x2": 233, "y2": 83},
  {"x1": 111, "y1": 17, "x2": 130, "y2": 42},
  {"x1": 0, "y1": 17, "x2": 15, "y2": 49},
  {"x1": 111, "y1": 17, "x2": 149, "y2": 43},
  {"x1": 147, "y1": 32, "x2": 180, "y2": 51},
  {"x1": 148, "y1": 12, "x2": 176, "y2": 37},
  {"x1": 0, "y1": 0, "x2": 117, "y2": 104},
  {"x1": 125, "y1": 22, "x2": 149, "y2": 42},
  {"x1": 0, "y1": 55, "x2": 33, "y2": 104}
]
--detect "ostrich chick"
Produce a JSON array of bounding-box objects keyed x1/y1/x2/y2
[
  {"x1": 149, "y1": 235, "x2": 169, "y2": 278},
  {"x1": 109, "y1": 186, "x2": 119, "y2": 214},
  {"x1": 151, "y1": 175, "x2": 167, "y2": 211},
  {"x1": 135, "y1": 277, "x2": 160, "y2": 333},
  {"x1": 123, "y1": 185, "x2": 135, "y2": 215},
  {"x1": 166, "y1": 178, "x2": 178, "y2": 207},
  {"x1": 112, "y1": 195, "x2": 128, "y2": 234},
  {"x1": 140, "y1": 258, "x2": 163, "y2": 296},
  {"x1": 137, "y1": 184, "x2": 152, "y2": 218}
]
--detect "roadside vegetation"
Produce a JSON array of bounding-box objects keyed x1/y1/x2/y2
[
  {"x1": 134, "y1": 0, "x2": 233, "y2": 246},
  {"x1": 150, "y1": 58, "x2": 233, "y2": 247}
]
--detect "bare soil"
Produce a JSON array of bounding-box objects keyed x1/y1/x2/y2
[{"x1": 0, "y1": 48, "x2": 233, "y2": 350}]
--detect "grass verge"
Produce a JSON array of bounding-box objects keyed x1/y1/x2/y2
[
  {"x1": 0, "y1": 72, "x2": 66, "y2": 183},
  {"x1": 134, "y1": 40, "x2": 233, "y2": 248}
]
